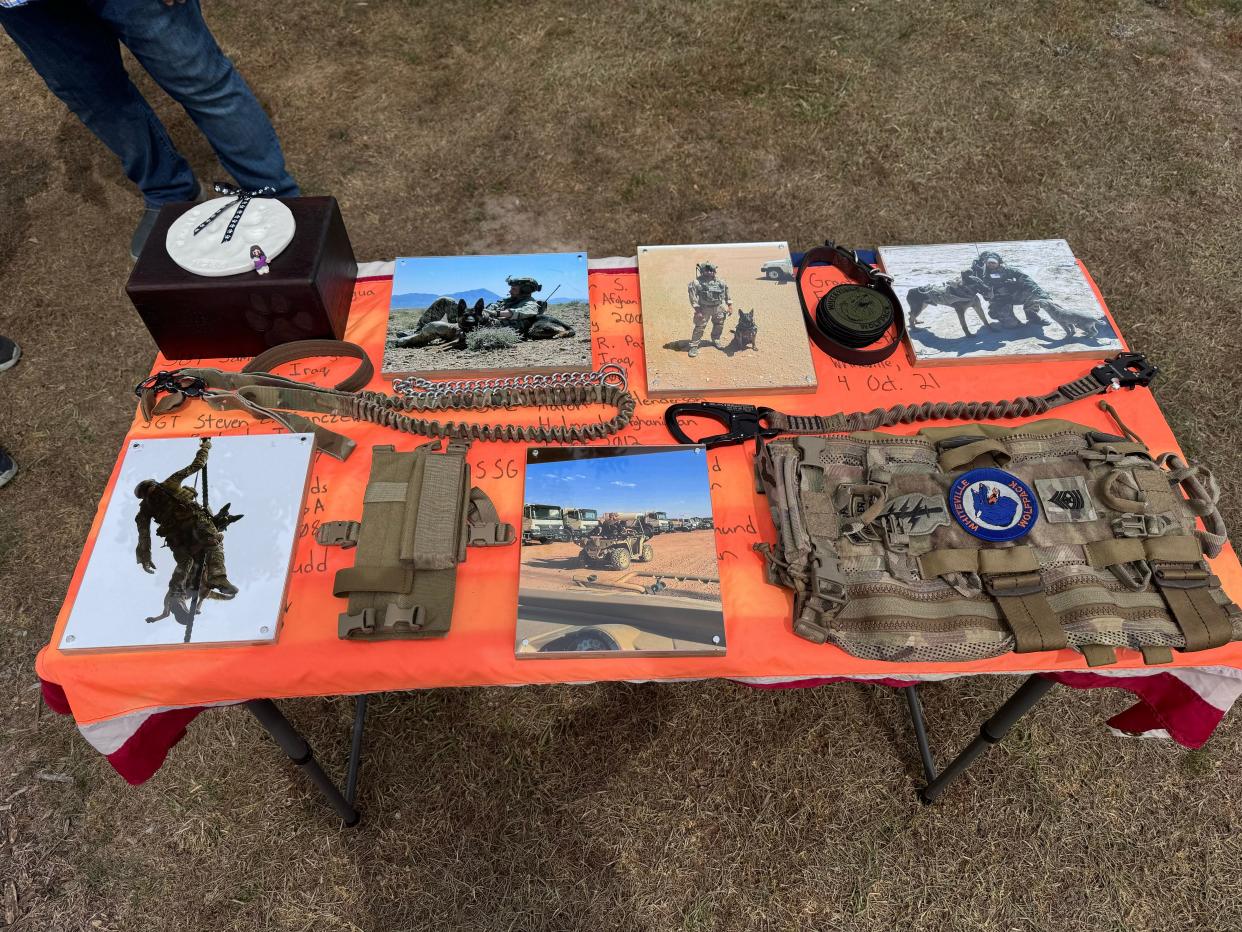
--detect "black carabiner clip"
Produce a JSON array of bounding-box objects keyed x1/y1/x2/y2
[
  {"x1": 133, "y1": 370, "x2": 208, "y2": 399},
  {"x1": 1091, "y1": 353, "x2": 1158, "y2": 391},
  {"x1": 664, "y1": 401, "x2": 782, "y2": 449}
]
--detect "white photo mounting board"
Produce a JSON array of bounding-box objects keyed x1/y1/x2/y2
[
  {"x1": 165, "y1": 196, "x2": 296, "y2": 277},
  {"x1": 59, "y1": 433, "x2": 314, "y2": 651}
]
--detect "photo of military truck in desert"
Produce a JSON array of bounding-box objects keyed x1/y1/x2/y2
[{"x1": 517, "y1": 446, "x2": 725, "y2": 659}]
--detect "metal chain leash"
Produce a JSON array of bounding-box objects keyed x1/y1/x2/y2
[
  {"x1": 342, "y1": 363, "x2": 636, "y2": 444},
  {"x1": 391, "y1": 363, "x2": 628, "y2": 398}
]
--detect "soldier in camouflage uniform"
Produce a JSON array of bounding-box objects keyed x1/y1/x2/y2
[
  {"x1": 964, "y1": 251, "x2": 1050, "y2": 330},
  {"x1": 485, "y1": 277, "x2": 549, "y2": 337},
  {"x1": 134, "y1": 438, "x2": 240, "y2": 602},
  {"x1": 686, "y1": 262, "x2": 733, "y2": 358}
]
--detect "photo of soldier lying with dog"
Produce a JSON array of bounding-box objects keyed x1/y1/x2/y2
[
  {"x1": 383, "y1": 252, "x2": 593, "y2": 377},
  {"x1": 878, "y1": 238, "x2": 1123, "y2": 364}
]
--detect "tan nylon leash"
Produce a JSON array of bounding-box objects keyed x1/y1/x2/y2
[{"x1": 135, "y1": 341, "x2": 636, "y2": 459}]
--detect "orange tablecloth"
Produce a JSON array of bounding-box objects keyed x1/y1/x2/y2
[{"x1": 37, "y1": 266, "x2": 1242, "y2": 728}]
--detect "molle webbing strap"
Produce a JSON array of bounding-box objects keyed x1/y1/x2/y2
[
  {"x1": 1147, "y1": 535, "x2": 1232, "y2": 652},
  {"x1": 937, "y1": 439, "x2": 1011, "y2": 472},
  {"x1": 1080, "y1": 645, "x2": 1119, "y2": 667},
  {"x1": 1081, "y1": 534, "x2": 1231, "y2": 653},
  {"x1": 1141, "y1": 646, "x2": 1174, "y2": 665},
  {"x1": 919, "y1": 546, "x2": 1067, "y2": 654}
]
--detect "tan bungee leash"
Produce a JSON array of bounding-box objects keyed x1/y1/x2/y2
[
  {"x1": 135, "y1": 340, "x2": 635, "y2": 460},
  {"x1": 664, "y1": 353, "x2": 1159, "y2": 448}
]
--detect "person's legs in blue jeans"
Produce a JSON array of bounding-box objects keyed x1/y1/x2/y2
[
  {"x1": 0, "y1": 0, "x2": 199, "y2": 206},
  {"x1": 95, "y1": 0, "x2": 299, "y2": 197}
]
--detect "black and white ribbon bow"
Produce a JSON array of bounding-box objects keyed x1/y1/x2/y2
[{"x1": 192, "y1": 182, "x2": 276, "y2": 243}]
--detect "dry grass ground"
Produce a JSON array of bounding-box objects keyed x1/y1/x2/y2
[{"x1": 3, "y1": 1, "x2": 1242, "y2": 930}]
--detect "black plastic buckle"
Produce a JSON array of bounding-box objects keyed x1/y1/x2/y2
[
  {"x1": 133, "y1": 370, "x2": 207, "y2": 399},
  {"x1": 663, "y1": 401, "x2": 782, "y2": 449},
  {"x1": 1091, "y1": 353, "x2": 1158, "y2": 391}
]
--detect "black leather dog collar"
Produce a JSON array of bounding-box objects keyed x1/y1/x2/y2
[{"x1": 795, "y1": 242, "x2": 905, "y2": 365}]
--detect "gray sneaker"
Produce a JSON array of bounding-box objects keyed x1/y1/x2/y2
[
  {"x1": 0, "y1": 335, "x2": 19, "y2": 372},
  {"x1": 131, "y1": 181, "x2": 208, "y2": 261},
  {"x1": 0, "y1": 446, "x2": 15, "y2": 488},
  {"x1": 130, "y1": 207, "x2": 162, "y2": 261}
]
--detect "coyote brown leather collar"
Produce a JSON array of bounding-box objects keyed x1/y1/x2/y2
[{"x1": 795, "y1": 241, "x2": 904, "y2": 366}]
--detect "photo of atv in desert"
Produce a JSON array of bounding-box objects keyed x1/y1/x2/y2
[{"x1": 576, "y1": 513, "x2": 656, "y2": 570}]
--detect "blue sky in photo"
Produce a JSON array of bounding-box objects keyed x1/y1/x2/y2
[
  {"x1": 393, "y1": 252, "x2": 589, "y2": 302},
  {"x1": 525, "y1": 449, "x2": 713, "y2": 518}
]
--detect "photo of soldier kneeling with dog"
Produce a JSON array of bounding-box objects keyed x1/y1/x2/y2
[
  {"x1": 877, "y1": 238, "x2": 1124, "y2": 365},
  {"x1": 383, "y1": 252, "x2": 594, "y2": 377}
]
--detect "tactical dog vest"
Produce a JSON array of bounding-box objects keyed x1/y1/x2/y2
[
  {"x1": 755, "y1": 420, "x2": 1238, "y2": 666},
  {"x1": 317, "y1": 441, "x2": 515, "y2": 640}
]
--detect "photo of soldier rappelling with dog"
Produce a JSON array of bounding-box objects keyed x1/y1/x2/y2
[{"x1": 133, "y1": 437, "x2": 243, "y2": 641}]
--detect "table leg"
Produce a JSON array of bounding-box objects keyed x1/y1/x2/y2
[
  {"x1": 913, "y1": 674, "x2": 1057, "y2": 805},
  {"x1": 245, "y1": 698, "x2": 361, "y2": 827},
  {"x1": 903, "y1": 685, "x2": 937, "y2": 784},
  {"x1": 345, "y1": 694, "x2": 368, "y2": 807}
]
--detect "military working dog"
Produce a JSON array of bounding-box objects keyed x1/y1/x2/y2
[
  {"x1": 390, "y1": 296, "x2": 576, "y2": 349},
  {"x1": 724, "y1": 308, "x2": 758, "y2": 355},
  {"x1": 906, "y1": 280, "x2": 992, "y2": 337}
]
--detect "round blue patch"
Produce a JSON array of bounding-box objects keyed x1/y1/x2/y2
[{"x1": 948, "y1": 468, "x2": 1039, "y2": 542}]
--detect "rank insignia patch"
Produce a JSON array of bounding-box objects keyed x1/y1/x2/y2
[
  {"x1": 949, "y1": 468, "x2": 1039, "y2": 542},
  {"x1": 1034, "y1": 476, "x2": 1098, "y2": 523}
]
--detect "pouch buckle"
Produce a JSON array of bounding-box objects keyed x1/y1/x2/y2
[
  {"x1": 1112, "y1": 513, "x2": 1174, "y2": 538},
  {"x1": 338, "y1": 607, "x2": 376, "y2": 638}
]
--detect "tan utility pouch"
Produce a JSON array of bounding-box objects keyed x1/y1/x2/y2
[{"x1": 317, "y1": 442, "x2": 515, "y2": 640}]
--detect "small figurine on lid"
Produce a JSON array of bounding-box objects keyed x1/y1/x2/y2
[{"x1": 250, "y1": 244, "x2": 270, "y2": 275}]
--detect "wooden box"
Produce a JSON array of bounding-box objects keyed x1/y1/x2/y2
[{"x1": 126, "y1": 196, "x2": 357, "y2": 360}]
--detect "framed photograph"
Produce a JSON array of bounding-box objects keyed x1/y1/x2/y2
[
  {"x1": 383, "y1": 252, "x2": 593, "y2": 377},
  {"x1": 636, "y1": 242, "x2": 817, "y2": 396},
  {"x1": 516, "y1": 445, "x2": 725, "y2": 659},
  {"x1": 877, "y1": 238, "x2": 1124, "y2": 365},
  {"x1": 58, "y1": 434, "x2": 313, "y2": 651}
]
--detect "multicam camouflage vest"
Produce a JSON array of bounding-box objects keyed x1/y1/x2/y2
[
  {"x1": 755, "y1": 419, "x2": 1238, "y2": 666},
  {"x1": 689, "y1": 278, "x2": 729, "y2": 309}
]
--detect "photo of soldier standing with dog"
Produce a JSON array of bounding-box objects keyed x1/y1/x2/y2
[{"x1": 637, "y1": 241, "x2": 817, "y2": 396}]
